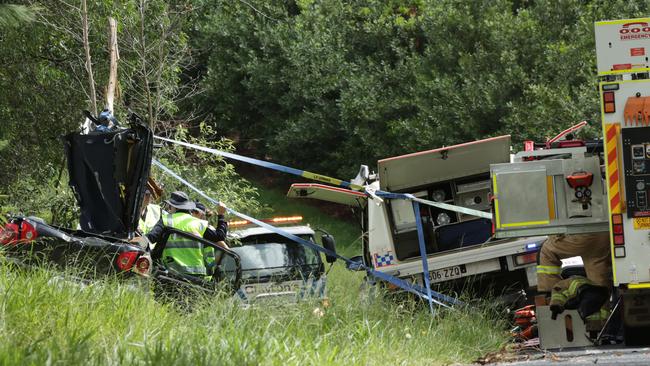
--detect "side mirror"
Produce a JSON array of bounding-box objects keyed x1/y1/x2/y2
[
  {"x1": 321, "y1": 234, "x2": 337, "y2": 264},
  {"x1": 346, "y1": 255, "x2": 365, "y2": 271}
]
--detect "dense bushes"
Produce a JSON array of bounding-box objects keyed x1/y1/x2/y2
[{"x1": 193, "y1": 0, "x2": 650, "y2": 178}]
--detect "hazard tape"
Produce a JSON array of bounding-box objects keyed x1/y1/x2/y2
[
  {"x1": 154, "y1": 136, "x2": 366, "y2": 191},
  {"x1": 152, "y1": 159, "x2": 462, "y2": 311},
  {"x1": 153, "y1": 135, "x2": 491, "y2": 220}
]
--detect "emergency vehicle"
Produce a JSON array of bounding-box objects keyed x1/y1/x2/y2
[
  {"x1": 487, "y1": 17, "x2": 650, "y2": 348},
  {"x1": 287, "y1": 137, "x2": 546, "y2": 303},
  {"x1": 224, "y1": 216, "x2": 334, "y2": 304}
]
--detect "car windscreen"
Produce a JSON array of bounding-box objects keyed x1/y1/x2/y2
[{"x1": 226, "y1": 235, "x2": 322, "y2": 281}]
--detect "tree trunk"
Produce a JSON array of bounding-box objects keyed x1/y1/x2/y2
[
  {"x1": 106, "y1": 17, "x2": 119, "y2": 113},
  {"x1": 81, "y1": 0, "x2": 97, "y2": 116},
  {"x1": 139, "y1": 0, "x2": 154, "y2": 132}
]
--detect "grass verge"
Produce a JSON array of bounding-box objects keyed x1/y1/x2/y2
[
  {"x1": 0, "y1": 184, "x2": 510, "y2": 365},
  {"x1": 0, "y1": 264, "x2": 508, "y2": 365}
]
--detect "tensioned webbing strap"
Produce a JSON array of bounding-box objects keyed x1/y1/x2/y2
[
  {"x1": 153, "y1": 135, "x2": 492, "y2": 220},
  {"x1": 152, "y1": 159, "x2": 463, "y2": 311},
  {"x1": 154, "y1": 135, "x2": 366, "y2": 191}
]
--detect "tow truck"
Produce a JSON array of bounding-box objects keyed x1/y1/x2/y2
[
  {"x1": 223, "y1": 216, "x2": 335, "y2": 304},
  {"x1": 287, "y1": 136, "x2": 546, "y2": 303}
]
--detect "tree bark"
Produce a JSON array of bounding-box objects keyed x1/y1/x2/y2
[
  {"x1": 139, "y1": 0, "x2": 154, "y2": 132},
  {"x1": 106, "y1": 17, "x2": 119, "y2": 113},
  {"x1": 81, "y1": 0, "x2": 97, "y2": 116}
]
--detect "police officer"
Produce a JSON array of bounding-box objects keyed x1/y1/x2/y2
[
  {"x1": 146, "y1": 191, "x2": 227, "y2": 278},
  {"x1": 191, "y1": 201, "x2": 208, "y2": 220},
  {"x1": 192, "y1": 200, "x2": 229, "y2": 249}
]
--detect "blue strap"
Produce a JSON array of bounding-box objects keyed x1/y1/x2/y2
[
  {"x1": 154, "y1": 135, "x2": 491, "y2": 220},
  {"x1": 413, "y1": 201, "x2": 435, "y2": 314},
  {"x1": 152, "y1": 159, "x2": 462, "y2": 309}
]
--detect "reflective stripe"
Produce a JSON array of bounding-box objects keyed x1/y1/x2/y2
[
  {"x1": 586, "y1": 308, "x2": 610, "y2": 321},
  {"x1": 551, "y1": 292, "x2": 567, "y2": 305},
  {"x1": 166, "y1": 240, "x2": 202, "y2": 249},
  {"x1": 167, "y1": 261, "x2": 207, "y2": 275},
  {"x1": 537, "y1": 265, "x2": 561, "y2": 275}
]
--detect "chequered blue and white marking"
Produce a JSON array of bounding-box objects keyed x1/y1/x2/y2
[{"x1": 374, "y1": 251, "x2": 395, "y2": 268}]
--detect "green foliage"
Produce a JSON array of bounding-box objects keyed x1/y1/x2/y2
[
  {"x1": 153, "y1": 123, "x2": 260, "y2": 218},
  {"x1": 194, "y1": 0, "x2": 650, "y2": 178},
  {"x1": 0, "y1": 4, "x2": 36, "y2": 27},
  {"x1": 3, "y1": 170, "x2": 78, "y2": 227}
]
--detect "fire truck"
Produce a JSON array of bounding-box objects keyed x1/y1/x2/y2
[{"x1": 489, "y1": 17, "x2": 650, "y2": 348}]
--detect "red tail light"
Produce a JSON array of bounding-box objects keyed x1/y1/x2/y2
[
  {"x1": 514, "y1": 252, "x2": 538, "y2": 266},
  {"x1": 0, "y1": 221, "x2": 35, "y2": 245},
  {"x1": 612, "y1": 214, "x2": 625, "y2": 246},
  {"x1": 19, "y1": 221, "x2": 37, "y2": 242},
  {"x1": 603, "y1": 91, "x2": 616, "y2": 113},
  {"x1": 116, "y1": 251, "x2": 139, "y2": 271},
  {"x1": 0, "y1": 223, "x2": 18, "y2": 245},
  {"x1": 134, "y1": 256, "x2": 151, "y2": 275}
]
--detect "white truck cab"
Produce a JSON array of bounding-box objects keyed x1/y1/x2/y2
[
  {"x1": 288, "y1": 136, "x2": 546, "y2": 301},
  {"x1": 224, "y1": 217, "x2": 330, "y2": 304}
]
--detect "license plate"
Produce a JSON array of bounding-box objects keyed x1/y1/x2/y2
[
  {"x1": 243, "y1": 282, "x2": 300, "y2": 296},
  {"x1": 633, "y1": 217, "x2": 650, "y2": 230},
  {"x1": 429, "y1": 264, "x2": 467, "y2": 283}
]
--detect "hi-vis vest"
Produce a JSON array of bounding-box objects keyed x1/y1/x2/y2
[
  {"x1": 162, "y1": 212, "x2": 216, "y2": 277},
  {"x1": 139, "y1": 204, "x2": 163, "y2": 234}
]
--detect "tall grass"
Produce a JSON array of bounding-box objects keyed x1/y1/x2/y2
[
  {"x1": 0, "y1": 264, "x2": 508, "y2": 365},
  {"x1": 0, "y1": 185, "x2": 510, "y2": 365}
]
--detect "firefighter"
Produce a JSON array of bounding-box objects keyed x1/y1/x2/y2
[
  {"x1": 146, "y1": 191, "x2": 228, "y2": 278},
  {"x1": 537, "y1": 233, "x2": 612, "y2": 293},
  {"x1": 537, "y1": 233, "x2": 612, "y2": 332}
]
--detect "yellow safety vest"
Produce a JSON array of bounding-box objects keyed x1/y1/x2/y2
[
  {"x1": 162, "y1": 212, "x2": 216, "y2": 277},
  {"x1": 138, "y1": 204, "x2": 164, "y2": 234}
]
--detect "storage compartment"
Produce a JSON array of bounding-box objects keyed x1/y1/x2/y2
[
  {"x1": 379, "y1": 136, "x2": 511, "y2": 261},
  {"x1": 391, "y1": 176, "x2": 493, "y2": 260}
]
